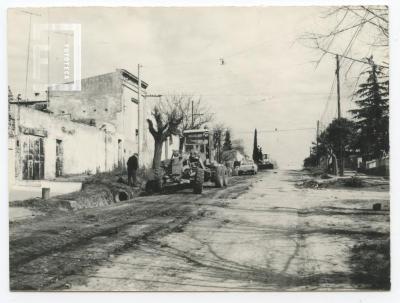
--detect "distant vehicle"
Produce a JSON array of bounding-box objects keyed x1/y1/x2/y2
[
  {"x1": 258, "y1": 153, "x2": 274, "y2": 169},
  {"x1": 238, "y1": 160, "x2": 258, "y2": 175}
]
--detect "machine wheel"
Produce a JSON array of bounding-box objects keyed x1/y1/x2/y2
[
  {"x1": 154, "y1": 168, "x2": 164, "y2": 192},
  {"x1": 193, "y1": 168, "x2": 204, "y2": 194},
  {"x1": 145, "y1": 180, "x2": 156, "y2": 194},
  {"x1": 155, "y1": 178, "x2": 164, "y2": 192},
  {"x1": 223, "y1": 167, "x2": 230, "y2": 186},
  {"x1": 214, "y1": 166, "x2": 224, "y2": 188}
]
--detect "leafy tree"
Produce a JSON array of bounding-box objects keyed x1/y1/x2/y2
[
  {"x1": 258, "y1": 146, "x2": 263, "y2": 162},
  {"x1": 304, "y1": 154, "x2": 318, "y2": 168},
  {"x1": 213, "y1": 123, "x2": 226, "y2": 162},
  {"x1": 8, "y1": 86, "x2": 14, "y2": 102},
  {"x1": 324, "y1": 118, "x2": 358, "y2": 158},
  {"x1": 350, "y1": 58, "x2": 389, "y2": 160},
  {"x1": 147, "y1": 99, "x2": 183, "y2": 169},
  {"x1": 305, "y1": 118, "x2": 357, "y2": 174},
  {"x1": 252, "y1": 129, "x2": 258, "y2": 163},
  {"x1": 223, "y1": 129, "x2": 232, "y2": 151}
]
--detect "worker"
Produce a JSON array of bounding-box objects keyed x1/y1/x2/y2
[{"x1": 127, "y1": 153, "x2": 138, "y2": 186}]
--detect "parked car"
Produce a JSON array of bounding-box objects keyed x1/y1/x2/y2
[{"x1": 238, "y1": 160, "x2": 258, "y2": 175}]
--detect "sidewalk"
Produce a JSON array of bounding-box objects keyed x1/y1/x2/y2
[{"x1": 9, "y1": 181, "x2": 82, "y2": 202}]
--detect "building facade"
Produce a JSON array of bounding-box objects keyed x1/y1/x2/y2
[
  {"x1": 9, "y1": 69, "x2": 179, "y2": 183},
  {"x1": 9, "y1": 104, "x2": 121, "y2": 183},
  {"x1": 48, "y1": 69, "x2": 148, "y2": 167}
]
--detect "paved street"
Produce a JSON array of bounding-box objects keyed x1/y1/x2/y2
[{"x1": 10, "y1": 169, "x2": 389, "y2": 291}]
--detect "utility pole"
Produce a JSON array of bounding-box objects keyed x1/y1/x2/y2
[
  {"x1": 336, "y1": 55, "x2": 341, "y2": 119},
  {"x1": 336, "y1": 54, "x2": 344, "y2": 176},
  {"x1": 137, "y1": 64, "x2": 142, "y2": 166},
  {"x1": 191, "y1": 99, "x2": 194, "y2": 128},
  {"x1": 316, "y1": 120, "x2": 320, "y2": 166}
]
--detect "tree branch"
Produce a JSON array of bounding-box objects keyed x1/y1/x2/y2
[{"x1": 147, "y1": 119, "x2": 158, "y2": 138}]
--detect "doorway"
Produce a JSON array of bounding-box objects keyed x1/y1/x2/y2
[
  {"x1": 22, "y1": 135, "x2": 45, "y2": 180},
  {"x1": 56, "y1": 139, "x2": 63, "y2": 177}
]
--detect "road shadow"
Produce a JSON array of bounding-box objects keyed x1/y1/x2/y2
[{"x1": 349, "y1": 237, "x2": 390, "y2": 290}]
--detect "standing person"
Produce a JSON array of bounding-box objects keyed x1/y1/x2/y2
[{"x1": 127, "y1": 153, "x2": 138, "y2": 186}]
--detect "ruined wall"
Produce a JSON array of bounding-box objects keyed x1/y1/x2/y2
[
  {"x1": 10, "y1": 105, "x2": 121, "y2": 181},
  {"x1": 48, "y1": 71, "x2": 123, "y2": 127}
]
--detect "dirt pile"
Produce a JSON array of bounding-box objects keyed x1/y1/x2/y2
[
  {"x1": 297, "y1": 175, "x2": 389, "y2": 190},
  {"x1": 296, "y1": 179, "x2": 330, "y2": 189},
  {"x1": 11, "y1": 173, "x2": 142, "y2": 212}
]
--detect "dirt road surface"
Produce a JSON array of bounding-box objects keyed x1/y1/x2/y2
[{"x1": 10, "y1": 169, "x2": 390, "y2": 291}]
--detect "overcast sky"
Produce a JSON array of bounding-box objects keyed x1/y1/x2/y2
[{"x1": 7, "y1": 6, "x2": 388, "y2": 168}]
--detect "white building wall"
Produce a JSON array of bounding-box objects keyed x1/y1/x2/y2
[
  {"x1": 120, "y1": 85, "x2": 139, "y2": 162},
  {"x1": 120, "y1": 86, "x2": 176, "y2": 167},
  {"x1": 8, "y1": 138, "x2": 15, "y2": 185},
  {"x1": 10, "y1": 105, "x2": 122, "y2": 181}
]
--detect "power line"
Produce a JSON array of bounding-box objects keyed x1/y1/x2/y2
[
  {"x1": 143, "y1": 40, "x2": 272, "y2": 69},
  {"x1": 155, "y1": 92, "x2": 334, "y2": 97},
  {"x1": 235, "y1": 127, "x2": 315, "y2": 134},
  {"x1": 319, "y1": 73, "x2": 336, "y2": 124}
]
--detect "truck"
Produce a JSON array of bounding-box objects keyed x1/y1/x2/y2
[
  {"x1": 257, "y1": 153, "x2": 274, "y2": 170},
  {"x1": 146, "y1": 128, "x2": 230, "y2": 194}
]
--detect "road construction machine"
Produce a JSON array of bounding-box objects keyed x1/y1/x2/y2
[{"x1": 147, "y1": 128, "x2": 230, "y2": 194}]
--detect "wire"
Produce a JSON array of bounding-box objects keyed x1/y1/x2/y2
[
  {"x1": 319, "y1": 74, "x2": 336, "y2": 124},
  {"x1": 235, "y1": 127, "x2": 315, "y2": 134},
  {"x1": 154, "y1": 92, "x2": 333, "y2": 97},
  {"x1": 143, "y1": 40, "x2": 271, "y2": 69}
]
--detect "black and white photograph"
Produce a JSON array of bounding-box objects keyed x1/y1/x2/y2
[{"x1": 3, "y1": 1, "x2": 398, "y2": 297}]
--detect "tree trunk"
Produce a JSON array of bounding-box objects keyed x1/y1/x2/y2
[
  {"x1": 152, "y1": 138, "x2": 164, "y2": 169},
  {"x1": 332, "y1": 154, "x2": 338, "y2": 175}
]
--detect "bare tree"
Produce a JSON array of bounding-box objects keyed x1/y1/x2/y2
[
  {"x1": 147, "y1": 98, "x2": 183, "y2": 169},
  {"x1": 175, "y1": 95, "x2": 214, "y2": 131},
  {"x1": 169, "y1": 94, "x2": 214, "y2": 150},
  {"x1": 301, "y1": 5, "x2": 388, "y2": 70}
]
